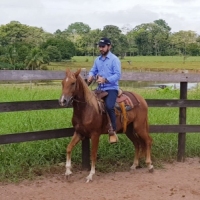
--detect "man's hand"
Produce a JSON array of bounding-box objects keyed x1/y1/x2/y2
[
  {"x1": 87, "y1": 76, "x2": 94, "y2": 83},
  {"x1": 96, "y1": 76, "x2": 106, "y2": 84}
]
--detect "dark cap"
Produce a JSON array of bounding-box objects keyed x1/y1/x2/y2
[{"x1": 98, "y1": 37, "x2": 111, "y2": 47}]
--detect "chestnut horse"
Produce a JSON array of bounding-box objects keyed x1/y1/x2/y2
[{"x1": 59, "y1": 69, "x2": 153, "y2": 182}]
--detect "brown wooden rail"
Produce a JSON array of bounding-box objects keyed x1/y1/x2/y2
[
  {"x1": 1, "y1": 99, "x2": 200, "y2": 113},
  {"x1": 0, "y1": 70, "x2": 200, "y2": 82},
  {"x1": 1, "y1": 125, "x2": 200, "y2": 145}
]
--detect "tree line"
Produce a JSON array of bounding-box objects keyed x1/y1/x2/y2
[{"x1": 0, "y1": 19, "x2": 200, "y2": 70}]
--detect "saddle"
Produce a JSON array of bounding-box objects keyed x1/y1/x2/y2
[{"x1": 93, "y1": 89, "x2": 140, "y2": 133}]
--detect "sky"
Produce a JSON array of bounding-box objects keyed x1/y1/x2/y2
[{"x1": 1, "y1": 0, "x2": 200, "y2": 34}]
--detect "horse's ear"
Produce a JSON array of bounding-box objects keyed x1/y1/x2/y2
[
  {"x1": 66, "y1": 68, "x2": 70, "y2": 76},
  {"x1": 74, "y1": 68, "x2": 81, "y2": 78}
]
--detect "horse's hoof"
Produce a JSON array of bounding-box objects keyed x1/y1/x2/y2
[
  {"x1": 130, "y1": 164, "x2": 138, "y2": 170},
  {"x1": 65, "y1": 171, "x2": 73, "y2": 181},
  {"x1": 86, "y1": 176, "x2": 93, "y2": 183},
  {"x1": 65, "y1": 174, "x2": 72, "y2": 180},
  {"x1": 86, "y1": 178, "x2": 92, "y2": 183},
  {"x1": 149, "y1": 166, "x2": 154, "y2": 173},
  {"x1": 86, "y1": 174, "x2": 93, "y2": 183},
  {"x1": 86, "y1": 179, "x2": 91, "y2": 183}
]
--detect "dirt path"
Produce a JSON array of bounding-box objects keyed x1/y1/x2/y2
[{"x1": 0, "y1": 158, "x2": 200, "y2": 200}]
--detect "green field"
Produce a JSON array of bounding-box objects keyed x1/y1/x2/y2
[
  {"x1": 0, "y1": 82, "x2": 200, "y2": 182},
  {"x1": 46, "y1": 56, "x2": 200, "y2": 72}
]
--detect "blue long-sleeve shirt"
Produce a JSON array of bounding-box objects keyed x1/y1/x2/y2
[{"x1": 88, "y1": 51, "x2": 121, "y2": 91}]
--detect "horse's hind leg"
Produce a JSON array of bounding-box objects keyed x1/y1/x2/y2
[
  {"x1": 134, "y1": 119, "x2": 154, "y2": 172},
  {"x1": 125, "y1": 123, "x2": 140, "y2": 170},
  {"x1": 145, "y1": 135, "x2": 153, "y2": 172},
  {"x1": 65, "y1": 132, "x2": 81, "y2": 177}
]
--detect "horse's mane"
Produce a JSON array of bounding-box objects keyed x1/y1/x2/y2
[{"x1": 76, "y1": 75, "x2": 99, "y2": 113}]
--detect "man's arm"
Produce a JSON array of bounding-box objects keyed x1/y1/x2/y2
[{"x1": 106, "y1": 58, "x2": 121, "y2": 83}]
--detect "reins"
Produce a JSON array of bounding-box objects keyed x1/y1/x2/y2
[{"x1": 73, "y1": 97, "x2": 87, "y2": 103}]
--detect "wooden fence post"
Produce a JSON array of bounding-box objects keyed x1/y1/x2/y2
[
  {"x1": 82, "y1": 137, "x2": 90, "y2": 170},
  {"x1": 177, "y1": 82, "x2": 187, "y2": 162},
  {"x1": 81, "y1": 68, "x2": 91, "y2": 170}
]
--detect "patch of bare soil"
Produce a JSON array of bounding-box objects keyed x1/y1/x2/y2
[{"x1": 0, "y1": 157, "x2": 200, "y2": 200}]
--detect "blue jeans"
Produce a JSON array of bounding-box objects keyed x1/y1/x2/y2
[{"x1": 104, "y1": 90, "x2": 118, "y2": 131}]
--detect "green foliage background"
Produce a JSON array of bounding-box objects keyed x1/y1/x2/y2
[{"x1": 1, "y1": 20, "x2": 200, "y2": 70}]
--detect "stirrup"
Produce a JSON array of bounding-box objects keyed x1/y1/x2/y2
[{"x1": 108, "y1": 130, "x2": 118, "y2": 144}]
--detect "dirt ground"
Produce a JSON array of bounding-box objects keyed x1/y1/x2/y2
[{"x1": 0, "y1": 157, "x2": 200, "y2": 200}]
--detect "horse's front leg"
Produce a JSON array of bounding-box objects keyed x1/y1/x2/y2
[
  {"x1": 65, "y1": 132, "x2": 81, "y2": 178},
  {"x1": 86, "y1": 134, "x2": 100, "y2": 183}
]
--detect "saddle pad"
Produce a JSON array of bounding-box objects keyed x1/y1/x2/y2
[{"x1": 122, "y1": 91, "x2": 140, "y2": 106}]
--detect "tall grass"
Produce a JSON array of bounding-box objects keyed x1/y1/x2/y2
[{"x1": 0, "y1": 83, "x2": 200, "y2": 182}]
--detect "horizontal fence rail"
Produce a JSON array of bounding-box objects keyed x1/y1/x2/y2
[
  {"x1": 0, "y1": 70, "x2": 66, "y2": 81},
  {"x1": 1, "y1": 99, "x2": 200, "y2": 113},
  {"x1": 1, "y1": 70, "x2": 200, "y2": 82},
  {"x1": 0, "y1": 125, "x2": 200, "y2": 145},
  {"x1": 0, "y1": 128, "x2": 74, "y2": 145}
]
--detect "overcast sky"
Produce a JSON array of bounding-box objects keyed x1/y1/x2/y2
[{"x1": 1, "y1": 0, "x2": 200, "y2": 34}]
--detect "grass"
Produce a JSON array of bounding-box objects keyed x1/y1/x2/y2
[
  {"x1": 45, "y1": 56, "x2": 200, "y2": 72},
  {"x1": 0, "y1": 83, "x2": 200, "y2": 182}
]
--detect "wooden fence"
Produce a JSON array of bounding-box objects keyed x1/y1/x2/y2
[{"x1": 1, "y1": 70, "x2": 200, "y2": 169}]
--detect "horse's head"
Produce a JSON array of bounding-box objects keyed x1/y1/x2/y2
[{"x1": 59, "y1": 68, "x2": 81, "y2": 107}]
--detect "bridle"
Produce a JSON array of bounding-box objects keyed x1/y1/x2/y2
[
  {"x1": 63, "y1": 76, "x2": 97, "y2": 105},
  {"x1": 70, "y1": 78, "x2": 94, "y2": 104}
]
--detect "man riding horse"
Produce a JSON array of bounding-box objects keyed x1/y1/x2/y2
[{"x1": 87, "y1": 37, "x2": 121, "y2": 143}]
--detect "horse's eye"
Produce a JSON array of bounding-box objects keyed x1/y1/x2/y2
[{"x1": 71, "y1": 82, "x2": 75, "y2": 86}]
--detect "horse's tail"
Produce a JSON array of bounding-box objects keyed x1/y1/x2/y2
[
  {"x1": 133, "y1": 117, "x2": 151, "y2": 158},
  {"x1": 142, "y1": 117, "x2": 152, "y2": 157}
]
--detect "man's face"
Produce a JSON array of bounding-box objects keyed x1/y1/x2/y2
[{"x1": 99, "y1": 45, "x2": 111, "y2": 56}]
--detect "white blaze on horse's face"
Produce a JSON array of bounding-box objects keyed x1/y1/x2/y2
[
  {"x1": 59, "y1": 95, "x2": 66, "y2": 106},
  {"x1": 59, "y1": 73, "x2": 77, "y2": 107}
]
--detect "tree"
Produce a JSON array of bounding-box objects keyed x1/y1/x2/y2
[
  {"x1": 4, "y1": 46, "x2": 18, "y2": 65},
  {"x1": 25, "y1": 48, "x2": 44, "y2": 70},
  {"x1": 64, "y1": 22, "x2": 91, "y2": 43},
  {"x1": 46, "y1": 45, "x2": 61, "y2": 61},
  {"x1": 115, "y1": 34, "x2": 129, "y2": 58},
  {"x1": 131, "y1": 22, "x2": 170, "y2": 56},
  {"x1": 101, "y1": 25, "x2": 127, "y2": 56},
  {"x1": 17, "y1": 45, "x2": 30, "y2": 63},
  {"x1": 82, "y1": 29, "x2": 102, "y2": 57},
  {"x1": 54, "y1": 29, "x2": 62, "y2": 36},
  {"x1": 134, "y1": 28, "x2": 150, "y2": 55},
  {"x1": 186, "y1": 43, "x2": 200, "y2": 56},
  {"x1": 101, "y1": 25, "x2": 121, "y2": 45},
  {"x1": 0, "y1": 21, "x2": 52, "y2": 48},
  {"x1": 126, "y1": 30, "x2": 138, "y2": 56},
  {"x1": 170, "y1": 31, "x2": 198, "y2": 60},
  {"x1": 41, "y1": 38, "x2": 75, "y2": 60},
  {"x1": 154, "y1": 19, "x2": 171, "y2": 32},
  {"x1": 66, "y1": 22, "x2": 91, "y2": 35}
]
